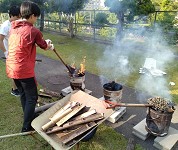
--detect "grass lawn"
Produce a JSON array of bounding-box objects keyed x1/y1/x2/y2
[{"x1": 0, "y1": 56, "x2": 142, "y2": 149}]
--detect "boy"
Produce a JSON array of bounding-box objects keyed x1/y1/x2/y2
[
  {"x1": 0, "y1": 5, "x2": 21, "y2": 96},
  {"x1": 6, "y1": 1, "x2": 54, "y2": 132}
]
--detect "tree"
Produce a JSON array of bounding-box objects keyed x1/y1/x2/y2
[
  {"x1": 0, "y1": 0, "x2": 22, "y2": 13},
  {"x1": 0, "y1": 0, "x2": 46, "y2": 31},
  {"x1": 47, "y1": 0, "x2": 89, "y2": 38},
  {"x1": 104, "y1": 0, "x2": 155, "y2": 39},
  {"x1": 94, "y1": 12, "x2": 109, "y2": 26},
  {"x1": 155, "y1": 0, "x2": 178, "y2": 43}
]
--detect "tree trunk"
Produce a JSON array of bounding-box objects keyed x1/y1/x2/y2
[
  {"x1": 40, "y1": 8, "x2": 44, "y2": 31},
  {"x1": 116, "y1": 11, "x2": 124, "y2": 40},
  {"x1": 68, "y1": 17, "x2": 75, "y2": 38}
]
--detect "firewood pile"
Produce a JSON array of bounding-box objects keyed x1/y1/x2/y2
[{"x1": 41, "y1": 101, "x2": 104, "y2": 146}]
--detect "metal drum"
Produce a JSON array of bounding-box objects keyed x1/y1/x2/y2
[
  {"x1": 70, "y1": 75, "x2": 85, "y2": 91},
  {"x1": 145, "y1": 107, "x2": 174, "y2": 136},
  {"x1": 103, "y1": 81, "x2": 123, "y2": 103}
]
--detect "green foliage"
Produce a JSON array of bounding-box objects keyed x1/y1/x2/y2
[
  {"x1": 154, "y1": 0, "x2": 178, "y2": 44},
  {"x1": 47, "y1": 0, "x2": 89, "y2": 14},
  {"x1": 94, "y1": 12, "x2": 109, "y2": 25},
  {"x1": 104, "y1": 0, "x2": 155, "y2": 38},
  {"x1": 98, "y1": 27, "x2": 117, "y2": 38},
  {"x1": 107, "y1": 13, "x2": 118, "y2": 24},
  {"x1": 105, "y1": 0, "x2": 155, "y2": 20},
  {"x1": 0, "y1": 0, "x2": 22, "y2": 13}
]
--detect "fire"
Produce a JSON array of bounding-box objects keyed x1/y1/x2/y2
[
  {"x1": 69, "y1": 56, "x2": 86, "y2": 76},
  {"x1": 78, "y1": 56, "x2": 86, "y2": 75}
]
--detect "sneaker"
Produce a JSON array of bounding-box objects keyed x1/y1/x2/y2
[
  {"x1": 11, "y1": 89, "x2": 20, "y2": 97},
  {"x1": 21, "y1": 126, "x2": 35, "y2": 133}
]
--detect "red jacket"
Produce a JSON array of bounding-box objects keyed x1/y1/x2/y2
[{"x1": 6, "y1": 20, "x2": 47, "y2": 79}]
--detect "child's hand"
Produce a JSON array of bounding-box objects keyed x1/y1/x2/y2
[
  {"x1": 4, "y1": 51, "x2": 8, "y2": 58},
  {"x1": 45, "y1": 39, "x2": 54, "y2": 50},
  {"x1": 45, "y1": 39, "x2": 52, "y2": 44},
  {"x1": 49, "y1": 44, "x2": 54, "y2": 50}
]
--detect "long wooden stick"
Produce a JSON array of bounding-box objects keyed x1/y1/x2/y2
[
  {"x1": 104, "y1": 100, "x2": 153, "y2": 109},
  {"x1": 53, "y1": 49, "x2": 73, "y2": 74},
  {"x1": 0, "y1": 131, "x2": 36, "y2": 139}
]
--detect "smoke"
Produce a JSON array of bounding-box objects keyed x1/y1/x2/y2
[{"x1": 97, "y1": 24, "x2": 175, "y2": 102}]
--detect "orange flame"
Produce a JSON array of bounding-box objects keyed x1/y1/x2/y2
[{"x1": 78, "y1": 56, "x2": 86, "y2": 75}]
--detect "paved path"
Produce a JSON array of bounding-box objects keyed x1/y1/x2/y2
[{"x1": 1, "y1": 51, "x2": 178, "y2": 150}]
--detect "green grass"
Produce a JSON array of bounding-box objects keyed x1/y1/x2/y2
[{"x1": 0, "y1": 57, "x2": 143, "y2": 149}]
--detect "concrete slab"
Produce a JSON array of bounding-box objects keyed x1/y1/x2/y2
[
  {"x1": 99, "y1": 97, "x2": 126, "y2": 123},
  {"x1": 153, "y1": 127, "x2": 178, "y2": 150},
  {"x1": 132, "y1": 119, "x2": 150, "y2": 141},
  {"x1": 107, "y1": 107, "x2": 126, "y2": 123}
]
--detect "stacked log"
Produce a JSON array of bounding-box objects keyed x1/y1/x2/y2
[{"x1": 41, "y1": 101, "x2": 104, "y2": 146}]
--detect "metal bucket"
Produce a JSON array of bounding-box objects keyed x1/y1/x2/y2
[
  {"x1": 70, "y1": 75, "x2": 85, "y2": 91},
  {"x1": 145, "y1": 107, "x2": 174, "y2": 136},
  {"x1": 103, "y1": 82, "x2": 123, "y2": 104}
]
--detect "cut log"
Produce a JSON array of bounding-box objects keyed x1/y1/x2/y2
[
  {"x1": 56, "y1": 104, "x2": 85, "y2": 127},
  {"x1": 35, "y1": 101, "x2": 57, "y2": 113},
  {"x1": 57, "y1": 122, "x2": 97, "y2": 145},
  {"x1": 73, "y1": 109, "x2": 96, "y2": 120},
  {"x1": 38, "y1": 93, "x2": 52, "y2": 98},
  {"x1": 46, "y1": 113, "x2": 104, "y2": 134},
  {"x1": 42, "y1": 107, "x2": 73, "y2": 131},
  {"x1": 50, "y1": 101, "x2": 79, "y2": 120},
  {"x1": 39, "y1": 89, "x2": 61, "y2": 97}
]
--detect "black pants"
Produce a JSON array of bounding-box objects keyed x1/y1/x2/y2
[{"x1": 14, "y1": 77, "x2": 38, "y2": 131}]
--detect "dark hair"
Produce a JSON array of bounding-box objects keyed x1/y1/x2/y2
[
  {"x1": 9, "y1": 5, "x2": 20, "y2": 18},
  {"x1": 20, "y1": 1, "x2": 40, "y2": 19}
]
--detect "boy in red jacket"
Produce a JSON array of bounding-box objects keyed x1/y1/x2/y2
[{"x1": 6, "y1": 1, "x2": 54, "y2": 132}]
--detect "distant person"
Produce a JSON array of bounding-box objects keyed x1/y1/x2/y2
[
  {"x1": 6, "y1": 1, "x2": 54, "y2": 132},
  {"x1": 0, "y1": 5, "x2": 21, "y2": 96}
]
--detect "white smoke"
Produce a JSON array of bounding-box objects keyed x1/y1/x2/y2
[{"x1": 97, "y1": 24, "x2": 175, "y2": 101}]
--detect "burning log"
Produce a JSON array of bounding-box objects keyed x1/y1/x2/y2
[{"x1": 46, "y1": 113, "x2": 104, "y2": 134}]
